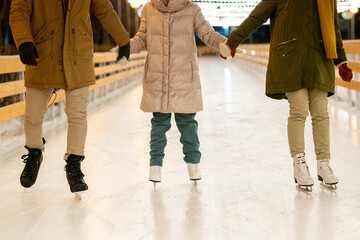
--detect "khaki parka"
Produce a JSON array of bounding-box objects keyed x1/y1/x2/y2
[
  {"x1": 227, "y1": 0, "x2": 347, "y2": 100},
  {"x1": 130, "y1": 0, "x2": 226, "y2": 113},
  {"x1": 10, "y1": 0, "x2": 130, "y2": 90}
]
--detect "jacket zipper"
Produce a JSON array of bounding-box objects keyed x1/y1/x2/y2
[
  {"x1": 284, "y1": 0, "x2": 290, "y2": 15},
  {"x1": 273, "y1": 38, "x2": 297, "y2": 48}
]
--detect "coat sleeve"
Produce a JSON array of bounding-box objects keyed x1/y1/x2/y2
[
  {"x1": 9, "y1": 0, "x2": 34, "y2": 48},
  {"x1": 92, "y1": 0, "x2": 130, "y2": 47},
  {"x1": 333, "y1": 0, "x2": 347, "y2": 65},
  {"x1": 193, "y1": 4, "x2": 227, "y2": 50},
  {"x1": 130, "y1": 5, "x2": 147, "y2": 54},
  {"x1": 227, "y1": 0, "x2": 277, "y2": 47}
]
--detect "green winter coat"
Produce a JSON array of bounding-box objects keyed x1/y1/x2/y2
[{"x1": 227, "y1": 0, "x2": 347, "y2": 99}]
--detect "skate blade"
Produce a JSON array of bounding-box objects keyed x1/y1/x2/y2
[
  {"x1": 320, "y1": 182, "x2": 338, "y2": 190},
  {"x1": 74, "y1": 191, "x2": 85, "y2": 200},
  {"x1": 190, "y1": 178, "x2": 201, "y2": 186},
  {"x1": 297, "y1": 185, "x2": 313, "y2": 192},
  {"x1": 190, "y1": 178, "x2": 201, "y2": 181},
  {"x1": 149, "y1": 180, "x2": 160, "y2": 189}
]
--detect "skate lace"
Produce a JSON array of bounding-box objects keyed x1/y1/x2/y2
[
  {"x1": 21, "y1": 154, "x2": 38, "y2": 177},
  {"x1": 295, "y1": 156, "x2": 310, "y2": 177},
  {"x1": 320, "y1": 159, "x2": 333, "y2": 174},
  {"x1": 65, "y1": 164, "x2": 84, "y2": 181}
]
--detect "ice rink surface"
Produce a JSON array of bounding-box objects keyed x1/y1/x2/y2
[{"x1": 0, "y1": 56, "x2": 359, "y2": 240}]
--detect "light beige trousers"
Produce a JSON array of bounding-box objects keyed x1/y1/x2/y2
[
  {"x1": 24, "y1": 87, "x2": 89, "y2": 156},
  {"x1": 286, "y1": 88, "x2": 330, "y2": 160}
]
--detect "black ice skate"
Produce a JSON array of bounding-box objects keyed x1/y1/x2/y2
[
  {"x1": 64, "y1": 154, "x2": 88, "y2": 199},
  {"x1": 20, "y1": 146, "x2": 43, "y2": 188}
]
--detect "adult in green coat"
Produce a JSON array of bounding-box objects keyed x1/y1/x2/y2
[{"x1": 220, "y1": 0, "x2": 353, "y2": 191}]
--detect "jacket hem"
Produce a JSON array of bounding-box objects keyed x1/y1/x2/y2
[{"x1": 25, "y1": 80, "x2": 95, "y2": 90}]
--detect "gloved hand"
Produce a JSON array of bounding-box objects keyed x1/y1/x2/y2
[
  {"x1": 117, "y1": 42, "x2": 130, "y2": 62},
  {"x1": 219, "y1": 41, "x2": 237, "y2": 60},
  {"x1": 19, "y1": 42, "x2": 39, "y2": 66},
  {"x1": 339, "y1": 63, "x2": 353, "y2": 82}
]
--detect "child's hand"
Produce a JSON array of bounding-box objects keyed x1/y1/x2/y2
[
  {"x1": 219, "y1": 41, "x2": 236, "y2": 59},
  {"x1": 117, "y1": 42, "x2": 130, "y2": 63}
]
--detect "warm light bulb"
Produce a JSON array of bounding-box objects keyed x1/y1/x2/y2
[
  {"x1": 349, "y1": 7, "x2": 359, "y2": 14},
  {"x1": 129, "y1": 0, "x2": 142, "y2": 9}
]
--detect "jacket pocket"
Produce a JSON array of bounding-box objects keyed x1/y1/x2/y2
[
  {"x1": 272, "y1": 38, "x2": 297, "y2": 57},
  {"x1": 72, "y1": 19, "x2": 94, "y2": 57},
  {"x1": 33, "y1": 20, "x2": 57, "y2": 58},
  {"x1": 33, "y1": 20, "x2": 57, "y2": 45}
]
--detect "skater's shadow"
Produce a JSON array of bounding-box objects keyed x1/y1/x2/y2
[
  {"x1": 293, "y1": 187, "x2": 314, "y2": 240},
  {"x1": 183, "y1": 185, "x2": 203, "y2": 239},
  {"x1": 150, "y1": 190, "x2": 171, "y2": 240},
  {"x1": 315, "y1": 184, "x2": 338, "y2": 239},
  {"x1": 63, "y1": 198, "x2": 90, "y2": 239}
]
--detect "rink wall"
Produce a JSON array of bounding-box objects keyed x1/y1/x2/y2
[
  {"x1": 1, "y1": 40, "x2": 360, "y2": 158},
  {"x1": 233, "y1": 40, "x2": 360, "y2": 111},
  {"x1": 0, "y1": 52, "x2": 146, "y2": 158}
]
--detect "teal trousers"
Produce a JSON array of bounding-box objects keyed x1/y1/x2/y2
[{"x1": 150, "y1": 112, "x2": 201, "y2": 166}]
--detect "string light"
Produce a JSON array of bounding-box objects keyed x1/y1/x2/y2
[{"x1": 128, "y1": 0, "x2": 360, "y2": 26}]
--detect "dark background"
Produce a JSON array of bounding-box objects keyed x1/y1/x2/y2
[{"x1": 1, "y1": 0, "x2": 359, "y2": 55}]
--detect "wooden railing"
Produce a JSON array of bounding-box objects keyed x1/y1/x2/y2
[
  {"x1": 1, "y1": 40, "x2": 360, "y2": 123},
  {"x1": 0, "y1": 51, "x2": 146, "y2": 123},
  {"x1": 235, "y1": 40, "x2": 360, "y2": 92}
]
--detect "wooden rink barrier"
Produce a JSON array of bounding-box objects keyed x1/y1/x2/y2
[
  {"x1": 0, "y1": 52, "x2": 147, "y2": 123},
  {"x1": 234, "y1": 40, "x2": 360, "y2": 92},
  {"x1": 233, "y1": 40, "x2": 360, "y2": 111},
  {"x1": 1, "y1": 40, "x2": 360, "y2": 123},
  {"x1": 0, "y1": 41, "x2": 360, "y2": 153},
  {"x1": 198, "y1": 40, "x2": 360, "y2": 110}
]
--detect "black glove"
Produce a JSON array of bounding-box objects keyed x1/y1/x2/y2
[
  {"x1": 117, "y1": 42, "x2": 130, "y2": 62},
  {"x1": 19, "y1": 42, "x2": 39, "y2": 66}
]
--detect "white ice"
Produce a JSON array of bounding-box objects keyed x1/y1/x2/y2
[{"x1": 0, "y1": 56, "x2": 359, "y2": 240}]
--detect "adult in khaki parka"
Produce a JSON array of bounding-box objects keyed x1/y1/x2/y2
[
  {"x1": 9, "y1": 0, "x2": 130, "y2": 195},
  {"x1": 220, "y1": 0, "x2": 353, "y2": 191},
  {"x1": 130, "y1": 0, "x2": 227, "y2": 184}
]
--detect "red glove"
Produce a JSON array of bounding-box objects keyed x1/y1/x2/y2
[
  {"x1": 220, "y1": 54, "x2": 227, "y2": 60},
  {"x1": 227, "y1": 42, "x2": 237, "y2": 58},
  {"x1": 339, "y1": 63, "x2": 353, "y2": 82},
  {"x1": 219, "y1": 41, "x2": 237, "y2": 60}
]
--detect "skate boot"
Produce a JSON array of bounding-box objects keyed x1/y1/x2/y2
[
  {"x1": 64, "y1": 154, "x2": 88, "y2": 199},
  {"x1": 20, "y1": 146, "x2": 43, "y2": 188},
  {"x1": 317, "y1": 159, "x2": 338, "y2": 189},
  {"x1": 187, "y1": 163, "x2": 201, "y2": 184},
  {"x1": 293, "y1": 153, "x2": 314, "y2": 191},
  {"x1": 149, "y1": 166, "x2": 161, "y2": 188}
]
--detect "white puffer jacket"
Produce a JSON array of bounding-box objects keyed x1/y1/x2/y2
[{"x1": 131, "y1": 0, "x2": 226, "y2": 113}]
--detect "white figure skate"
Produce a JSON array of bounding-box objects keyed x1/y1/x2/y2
[
  {"x1": 149, "y1": 166, "x2": 161, "y2": 189},
  {"x1": 317, "y1": 159, "x2": 338, "y2": 189},
  {"x1": 293, "y1": 153, "x2": 314, "y2": 191},
  {"x1": 187, "y1": 163, "x2": 201, "y2": 184}
]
